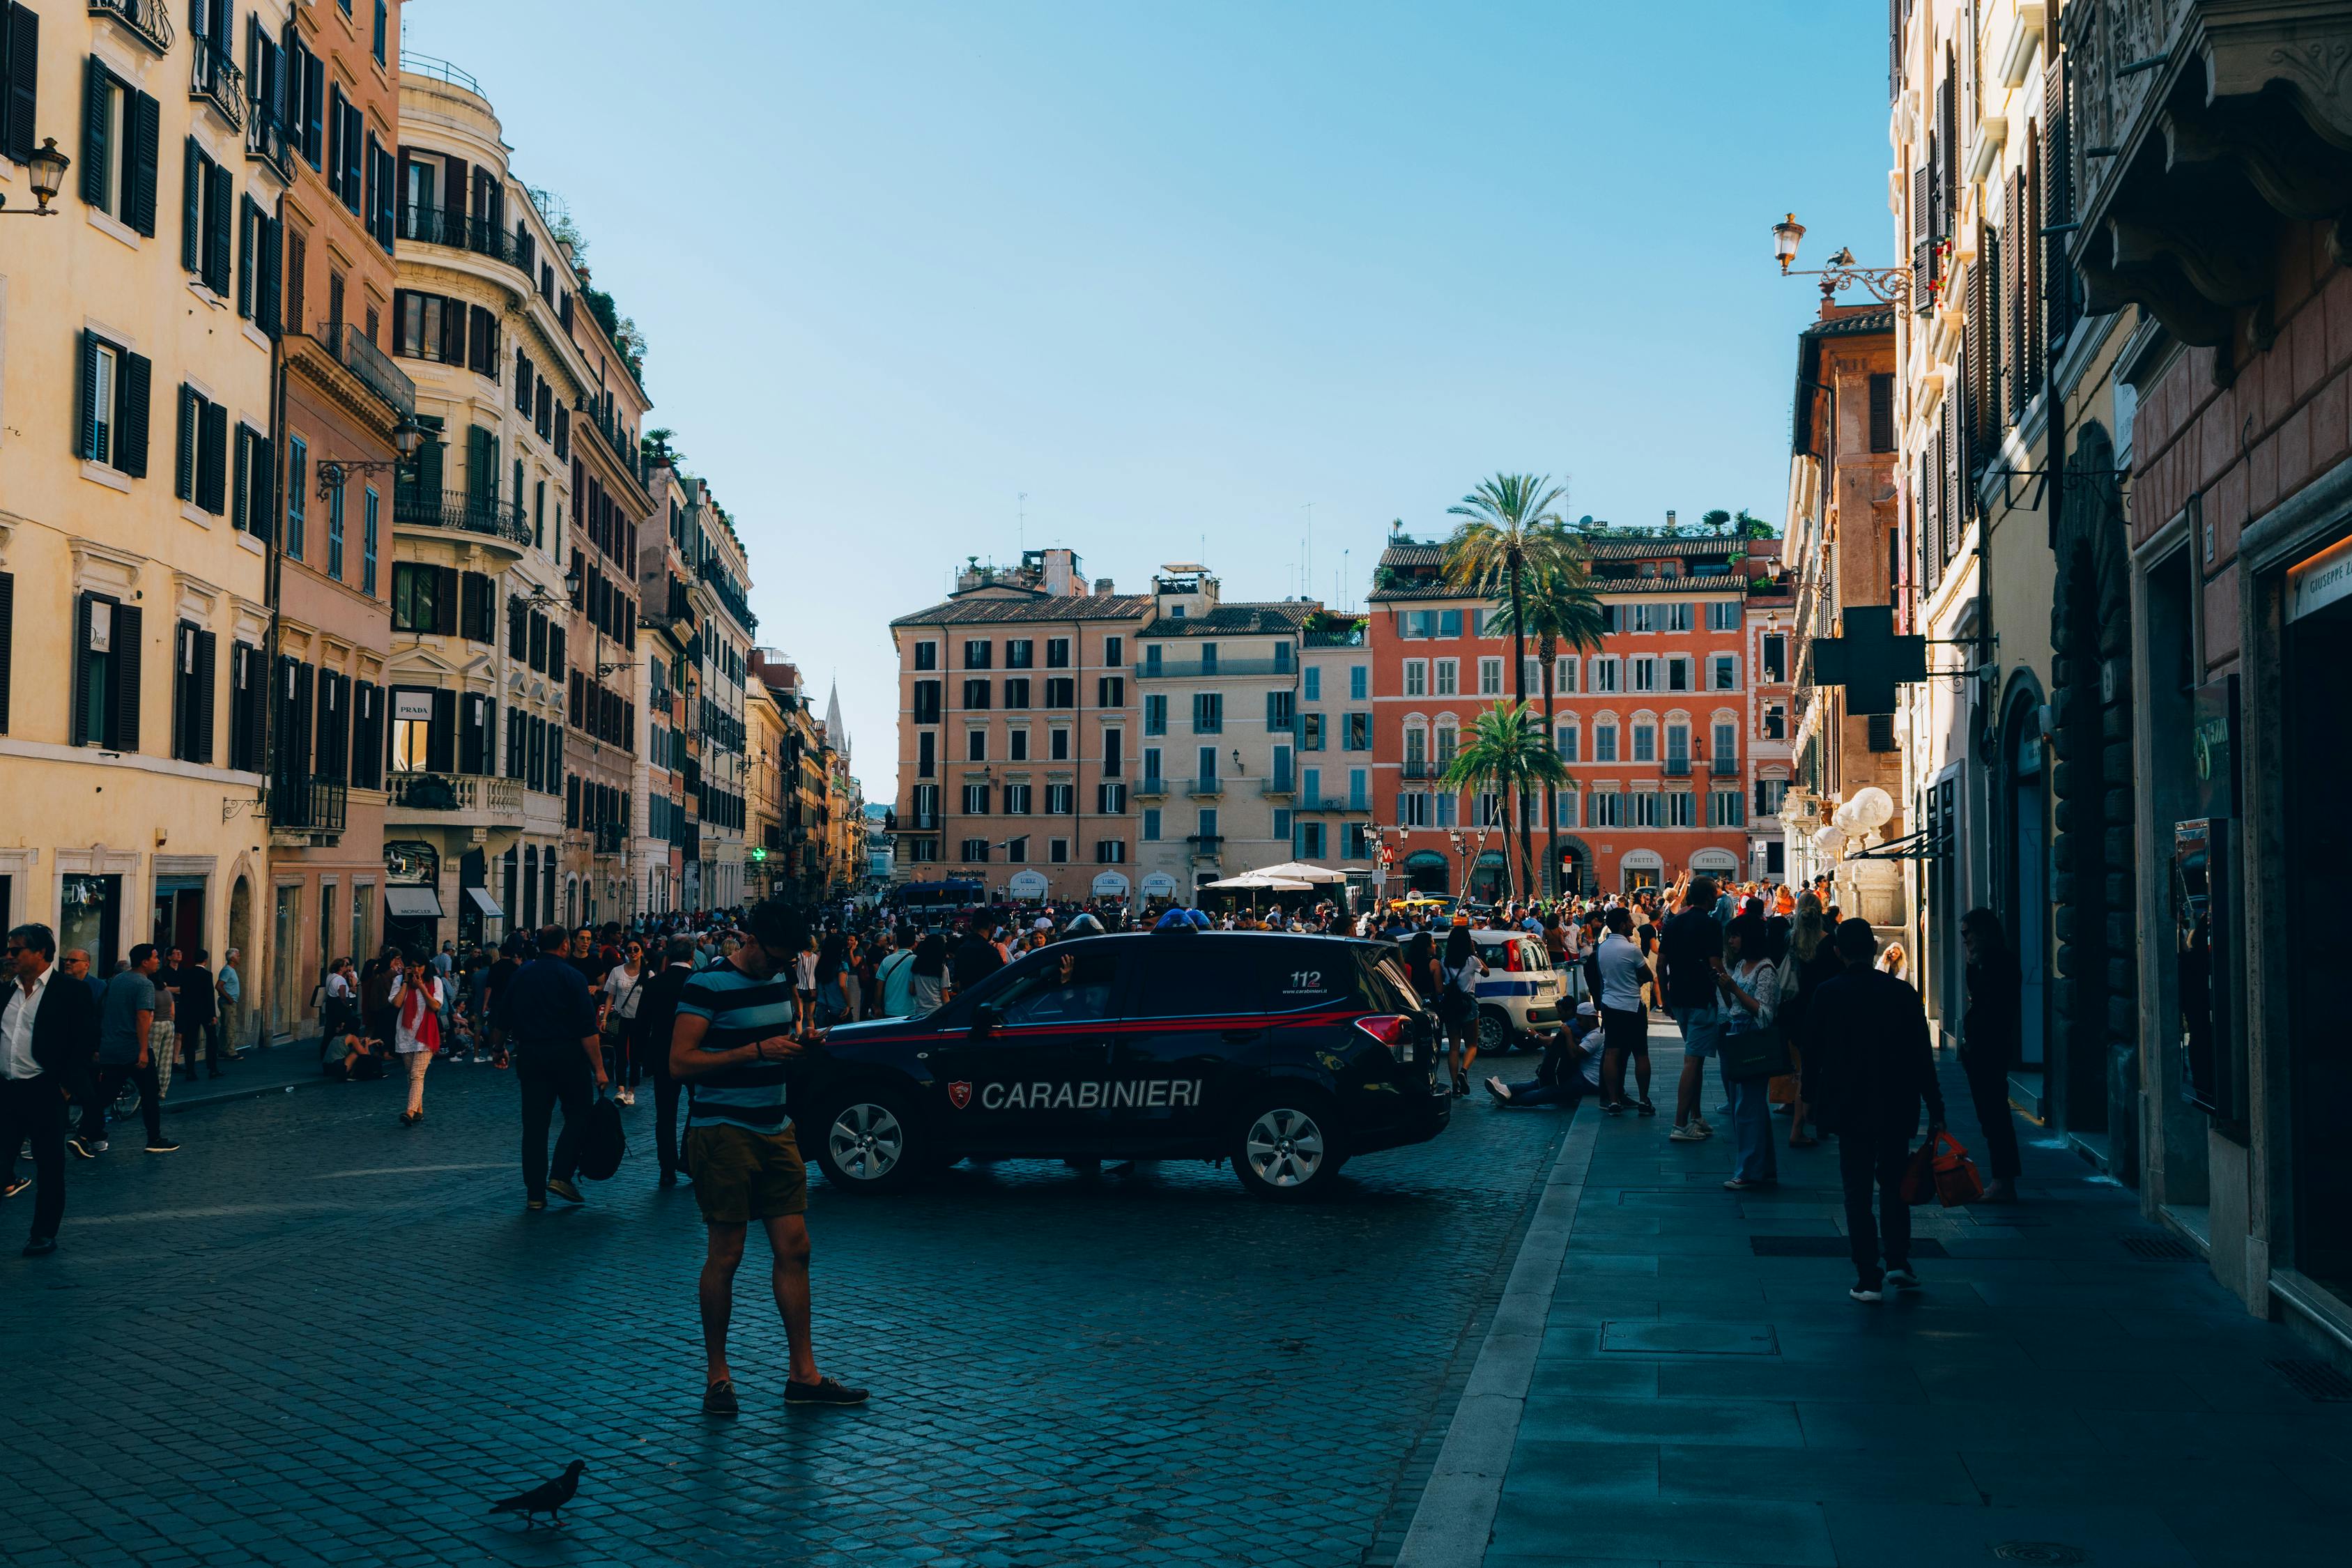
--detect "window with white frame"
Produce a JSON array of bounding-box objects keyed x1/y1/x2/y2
[
  {"x1": 1709, "y1": 789, "x2": 1744, "y2": 827},
  {"x1": 1556, "y1": 723, "x2": 1578, "y2": 761},
  {"x1": 1434, "y1": 719, "x2": 1458, "y2": 767},
  {"x1": 1399, "y1": 791, "x2": 1431, "y2": 827},
  {"x1": 1632, "y1": 657, "x2": 1657, "y2": 693},
  {"x1": 1585, "y1": 789, "x2": 1620, "y2": 827},
  {"x1": 1435, "y1": 659, "x2": 1459, "y2": 695},
  {"x1": 1666, "y1": 790, "x2": 1695, "y2": 827},
  {"x1": 1478, "y1": 657, "x2": 1502, "y2": 695},
  {"x1": 1707, "y1": 601, "x2": 1740, "y2": 631},
  {"x1": 1589, "y1": 657, "x2": 1619, "y2": 693},
  {"x1": 1594, "y1": 721, "x2": 1618, "y2": 762},
  {"x1": 1632, "y1": 790, "x2": 1660, "y2": 827},
  {"x1": 1404, "y1": 725, "x2": 1428, "y2": 772},
  {"x1": 1404, "y1": 659, "x2": 1427, "y2": 697},
  {"x1": 1633, "y1": 604, "x2": 1658, "y2": 632},
  {"x1": 1667, "y1": 656, "x2": 1691, "y2": 692},
  {"x1": 1711, "y1": 654, "x2": 1739, "y2": 691},
  {"x1": 1667, "y1": 602, "x2": 1693, "y2": 632},
  {"x1": 1555, "y1": 656, "x2": 1576, "y2": 693},
  {"x1": 1631, "y1": 723, "x2": 1655, "y2": 762}
]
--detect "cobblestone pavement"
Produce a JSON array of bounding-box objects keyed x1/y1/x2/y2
[{"x1": 1, "y1": 1049, "x2": 1569, "y2": 1568}]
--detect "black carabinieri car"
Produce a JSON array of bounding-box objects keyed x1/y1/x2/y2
[{"x1": 799, "y1": 930, "x2": 1447, "y2": 1199}]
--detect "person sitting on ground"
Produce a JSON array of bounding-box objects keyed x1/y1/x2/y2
[{"x1": 1485, "y1": 1003, "x2": 1604, "y2": 1109}]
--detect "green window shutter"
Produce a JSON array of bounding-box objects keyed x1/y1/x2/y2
[
  {"x1": 109, "y1": 602, "x2": 141, "y2": 752},
  {"x1": 466, "y1": 424, "x2": 493, "y2": 501},
  {"x1": 195, "y1": 629, "x2": 217, "y2": 764},
  {"x1": 206, "y1": 161, "x2": 232, "y2": 294},
  {"x1": 75, "y1": 329, "x2": 99, "y2": 460},
  {"x1": 81, "y1": 57, "x2": 108, "y2": 208},
  {"x1": 182, "y1": 139, "x2": 202, "y2": 271},
  {"x1": 123, "y1": 90, "x2": 158, "y2": 235},
  {"x1": 0, "y1": 569, "x2": 13, "y2": 734},
  {"x1": 175, "y1": 385, "x2": 197, "y2": 499},
  {"x1": 2, "y1": 4, "x2": 38, "y2": 167},
  {"x1": 114, "y1": 350, "x2": 151, "y2": 478},
  {"x1": 70, "y1": 594, "x2": 92, "y2": 746},
  {"x1": 197, "y1": 400, "x2": 228, "y2": 513}
]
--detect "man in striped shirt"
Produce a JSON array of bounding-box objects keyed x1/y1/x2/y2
[{"x1": 671, "y1": 898, "x2": 868, "y2": 1416}]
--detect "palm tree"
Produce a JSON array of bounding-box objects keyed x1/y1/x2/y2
[
  {"x1": 1486, "y1": 549, "x2": 1607, "y2": 893},
  {"x1": 1439, "y1": 701, "x2": 1567, "y2": 899},
  {"x1": 1442, "y1": 475, "x2": 1572, "y2": 717}
]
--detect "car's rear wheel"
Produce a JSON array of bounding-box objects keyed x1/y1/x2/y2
[
  {"x1": 1477, "y1": 1007, "x2": 1516, "y2": 1055},
  {"x1": 812, "y1": 1091, "x2": 923, "y2": 1194},
  {"x1": 1231, "y1": 1096, "x2": 1343, "y2": 1201}
]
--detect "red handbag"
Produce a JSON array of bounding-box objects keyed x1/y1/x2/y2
[{"x1": 1900, "y1": 1130, "x2": 1983, "y2": 1207}]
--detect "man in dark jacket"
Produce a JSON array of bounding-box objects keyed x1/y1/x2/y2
[
  {"x1": 1803, "y1": 919, "x2": 1945, "y2": 1302},
  {"x1": 0, "y1": 924, "x2": 102, "y2": 1255},
  {"x1": 1959, "y1": 908, "x2": 2022, "y2": 1201},
  {"x1": 633, "y1": 937, "x2": 700, "y2": 1186},
  {"x1": 496, "y1": 925, "x2": 606, "y2": 1209}
]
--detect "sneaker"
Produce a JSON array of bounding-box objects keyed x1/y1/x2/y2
[
  {"x1": 1850, "y1": 1282, "x2": 1884, "y2": 1303},
  {"x1": 1693, "y1": 1118, "x2": 1716, "y2": 1137},
  {"x1": 1883, "y1": 1266, "x2": 1920, "y2": 1291},
  {"x1": 1601, "y1": 1099, "x2": 1626, "y2": 1116},
  {"x1": 21, "y1": 1236, "x2": 56, "y2": 1258},
  {"x1": 1636, "y1": 1098, "x2": 1657, "y2": 1116},
  {"x1": 1715, "y1": 1102, "x2": 1732, "y2": 1116},
  {"x1": 702, "y1": 1378, "x2": 740, "y2": 1417},
  {"x1": 615, "y1": 1086, "x2": 636, "y2": 1107},
  {"x1": 1, "y1": 1176, "x2": 29, "y2": 1200},
  {"x1": 784, "y1": 1376, "x2": 870, "y2": 1408},
  {"x1": 145, "y1": 1139, "x2": 180, "y2": 1153},
  {"x1": 1723, "y1": 1177, "x2": 1764, "y2": 1191},
  {"x1": 1483, "y1": 1076, "x2": 1512, "y2": 1106},
  {"x1": 68, "y1": 1135, "x2": 101, "y2": 1160},
  {"x1": 1669, "y1": 1123, "x2": 1708, "y2": 1142},
  {"x1": 526, "y1": 1199, "x2": 547, "y2": 1211},
  {"x1": 546, "y1": 1178, "x2": 585, "y2": 1205}
]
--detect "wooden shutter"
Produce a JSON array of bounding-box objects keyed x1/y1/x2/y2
[
  {"x1": 80, "y1": 56, "x2": 107, "y2": 206},
  {"x1": 1967, "y1": 220, "x2": 1994, "y2": 465},
  {"x1": 291, "y1": 662, "x2": 314, "y2": 784},
  {"x1": 230, "y1": 424, "x2": 249, "y2": 535},
  {"x1": 2041, "y1": 54, "x2": 2070, "y2": 353},
  {"x1": 286, "y1": 226, "x2": 306, "y2": 332},
  {"x1": 325, "y1": 82, "x2": 341, "y2": 201},
  {"x1": 115, "y1": 351, "x2": 151, "y2": 478},
  {"x1": 206, "y1": 160, "x2": 232, "y2": 294},
  {"x1": 197, "y1": 401, "x2": 226, "y2": 512},
  {"x1": 194, "y1": 629, "x2": 217, "y2": 764},
  {"x1": 175, "y1": 385, "x2": 197, "y2": 499},
  {"x1": 303, "y1": 47, "x2": 323, "y2": 164},
  {"x1": 109, "y1": 602, "x2": 141, "y2": 752},
  {"x1": 466, "y1": 424, "x2": 493, "y2": 502},
  {"x1": 1, "y1": 2, "x2": 37, "y2": 166},
  {"x1": 427, "y1": 688, "x2": 456, "y2": 774},
  {"x1": 247, "y1": 433, "x2": 272, "y2": 539},
  {"x1": 549, "y1": 624, "x2": 564, "y2": 679},
  {"x1": 70, "y1": 594, "x2": 92, "y2": 746},
  {"x1": 461, "y1": 571, "x2": 489, "y2": 642},
  {"x1": 257, "y1": 213, "x2": 282, "y2": 335},
  {"x1": 171, "y1": 621, "x2": 193, "y2": 760},
  {"x1": 0, "y1": 569, "x2": 13, "y2": 734},
  {"x1": 435, "y1": 566, "x2": 460, "y2": 637},
  {"x1": 123, "y1": 90, "x2": 158, "y2": 235},
  {"x1": 181, "y1": 139, "x2": 202, "y2": 271},
  {"x1": 75, "y1": 330, "x2": 98, "y2": 460}
]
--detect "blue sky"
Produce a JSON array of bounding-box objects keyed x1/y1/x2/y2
[{"x1": 404, "y1": 1, "x2": 1895, "y2": 802}]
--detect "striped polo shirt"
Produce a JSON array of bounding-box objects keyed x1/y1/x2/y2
[{"x1": 677, "y1": 961, "x2": 799, "y2": 1132}]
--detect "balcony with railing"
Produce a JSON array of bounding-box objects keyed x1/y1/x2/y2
[
  {"x1": 393, "y1": 487, "x2": 532, "y2": 550},
  {"x1": 1303, "y1": 626, "x2": 1367, "y2": 648},
  {"x1": 270, "y1": 776, "x2": 348, "y2": 836},
  {"x1": 1709, "y1": 756, "x2": 1742, "y2": 777},
  {"x1": 1663, "y1": 758, "x2": 1693, "y2": 778},
  {"x1": 1299, "y1": 797, "x2": 1367, "y2": 814},
  {"x1": 1132, "y1": 776, "x2": 1169, "y2": 800},
  {"x1": 398, "y1": 203, "x2": 524, "y2": 269},
  {"x1": 90, "y1": 1, "x2": 174, "y2": 57},
  {"x1": 594, "y1": 822, "x2": 626, "y2": 856},
  {"x1": 1259, "y1": 774, "x2": 1295, "y2": 799},
  {"x1": 318, "y1": 323, "x2": 417, "y2": 420},
  {"x1": 243, "y1": 102, "x2": 293, "y2": 183},
  {"x1": 698, "y1": 560, "x2": 758, "y2": 634},
  {"x1": 1401, "y1": 761, "x2": 1434, "y2": 781},
  {"x1": 1184, "y1": 778, "x2": 1224, "y2": 799},
  {"x1": 892, "y1": 811, "x2": 941, "y2": 833},
  {"x1": 386, "y1": 772, "x2": 525, "y2": 821},
  {"x1": 191, "y1": 38, "x2": 246, "y2": 132},
  {"x1": 1135, "y1": 656, "x2": 1293, "y2": 679}
]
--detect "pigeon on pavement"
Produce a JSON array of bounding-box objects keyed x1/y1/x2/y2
[{"x1": 488, "y1": 1460, "x2": 587, "y2": 1528}]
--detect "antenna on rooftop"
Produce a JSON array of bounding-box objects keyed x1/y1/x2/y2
[{"x1": 1018, "y1": 492, "x2": 1027, "y2": 553}]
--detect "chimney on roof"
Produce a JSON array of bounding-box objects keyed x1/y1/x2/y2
[
  {"x1": 1094, "y1": 578, "x2": 1114, "y2": 597},
  {"x1": 1666, "y1": 509, "x2": 1677, "y2": 530}
]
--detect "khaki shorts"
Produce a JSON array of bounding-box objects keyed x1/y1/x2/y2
[{"x1": 684, "y1": 1123, "x2": 808, "y2": 1224}]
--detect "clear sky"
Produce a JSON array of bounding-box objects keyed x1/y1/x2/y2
[{"x1": 403, "y1": 1, "x2": 1896, "y2": 805}]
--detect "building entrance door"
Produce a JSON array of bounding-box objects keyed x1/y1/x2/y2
[
  {"x1": 272, "y1": 884, "x2": 303, "y2": 1040},
  {"x1": 2285, "y1": 569, "x2": 2352, "y2": 1296}
]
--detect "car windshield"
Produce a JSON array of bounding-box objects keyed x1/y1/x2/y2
[{"x1": 987, "y1": 947, "x2": 1121, "y2": 1027}]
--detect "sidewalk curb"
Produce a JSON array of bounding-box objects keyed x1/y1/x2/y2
[{"x1": 1393, "y1": 1105, "x2": 1599, "y2": 1568}]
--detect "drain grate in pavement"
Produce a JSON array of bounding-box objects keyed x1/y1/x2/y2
[
  {"x1": 1748, "y1": 1235, "x2": 1949, "y2": 1258},
  {"x1": 1599, "y1": 1319, "x2": 1777, "y2": 1355},
  {"x1": 2270, "y1": 1358, "x2": 2352, "y2": 1402},
  {"x1": 2118, "y1": 1233, "x2": 2192, "y2": 1260},
  {"x1": 1991, "y1": 1544, "x2": 2089, "y2": 1565}
]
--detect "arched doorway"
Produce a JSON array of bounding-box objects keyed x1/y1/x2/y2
[
  {"x1": 1689, "y1": 848, "x2": 1740, "y2": 885},
  {"x1": 1998, "y1": 681, "x2": 2050, "y2": 1075},
  {"x1": 1404, "y1": 850, "x2": 1449, "y2": 895},
  {"x1": 1555, "y1": 834, "x2": 1594, "y2": 896},
  {"x1": 2047, "y1": 421, "x2": 2135, "y2": 1160},
  {"x1": 1469, "y1": 850, "x2": 1508, "y2": 904},
  {"x1": 1621, "y1": 849, "x2": 1663, "y2": 892},
  {"x1": 226, "y1": 876, "x2": 254, "y2": 1053}
]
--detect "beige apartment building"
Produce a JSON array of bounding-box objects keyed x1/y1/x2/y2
[
  {"x1": 889, "y1": 549, "x2": 1148, "y2": 902},
  {"x1": 266, "y1": 0, "x2": 406, "y2": 1038},
  {"x1": 0, "y1": 0, "x2": 280, "y2": 989},
  {"x1": 682, "y1": 475, "x2": 749, "y2": 909},
  {"x1": 633, "y1": 457, "x2": 694, "y2": 914},
  {"x1": 383, "y1": 56, "x2": 581, "y2": 947}
]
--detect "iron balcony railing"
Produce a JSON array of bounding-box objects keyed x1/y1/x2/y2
[
  {"x1": 1300, "y1": 797, "x2": 1366, "y2": 813},
  {"x1": 90, "y1": 1, "x2": 174, "y2": 56},
  {"x1": 1710, "y1": 757, "x2": 1742, "y2": 776},
  {"x1": 1663, "y1": 758, "x2": 1693, "y2": 778},
  {"x1": 392, "y1": 487, "x2": 532, "y2": 546},
  {"x1": 1132, "y1": 776, "x2": 1169, "y2": 799},
  {"x1": 397, "y1": 203, "x2": 524, "y2": 268},
  {"x1": 318, "y1": 323, "x2": 417, "y2": 420},
  {"x1": 1259, "y1": 775, "x2": 1295, "y2": 798},
  {"x1": 270, "y1": 775, "x2": 348, "y2": 833},
  {"x1": 698, "y1": 559, "x2": 758, "y2": 633},
  {"x1": 1184, "y1": 778, "x2": 1224, "y2": 799},
  {"x1": 1303, "y1": 627, "x2": 1367, "y2": 648},
  {"x1": 594, "y1": 822, "x2": 626, "y2": 855},
  {"x1": 1135, "y1": 656, "x2": 1295, "y2": 679},
  {"x1": 191, "y1": 40, "x2": 246, "y2": 132},
  {"x1": 893, "y1": 812, "x2": 941, "y2": 833},
  {"x1": 1401, "y1": 762, "x2": 1434, "y2": 780},
  {"x1": 243, "y1": 103, "x2": 293, "y2": 183}
]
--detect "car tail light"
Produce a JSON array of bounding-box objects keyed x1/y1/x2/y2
[
  {"x1": 1504, "y1": 941, "x2": 1524, "y2": 972},
  {"x1": 1355, "y1": 1014, "x2": 1412, "y2": 1061}
]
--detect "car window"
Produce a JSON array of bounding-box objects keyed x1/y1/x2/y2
[
  {"x1": 1358, "y1": 951, "x2": 1423, "y2": 1015},
  {"x1": 1255, "y1": 942, "x2": 1364, "y2": 1015},
  {"x1": 1519, "y1": 939, "x2": 1548, "y2": 971},
  {"x1": 1128, "y1": 941, "x2": 1259, "y2": 1020},
  {"x1": 989, "y1": 947, "x2": 1121, "y2": 1027}
]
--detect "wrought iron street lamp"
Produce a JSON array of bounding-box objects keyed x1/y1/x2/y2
[
  {"x1": 1771, "y1": 211, "x2": 1916, "y2": 307},
  {"x1": 0, "y1": 139, "x2": 70, "y2": 217},
  {"x1": 315, "y1": 416, "x2": 431, "y2": 497}
]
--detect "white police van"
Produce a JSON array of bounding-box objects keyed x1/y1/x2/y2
[{"x1": 1466, "y1": 930, "x2": 1567, "y2": 1054}]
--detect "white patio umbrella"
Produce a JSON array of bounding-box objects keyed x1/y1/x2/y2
[
  {"x1": 1252, "y1": 860, "x2": 1347, "y2": 884},
  {"x1": 1201, "y1": 871, "x2": 1314, "y2": 915}
]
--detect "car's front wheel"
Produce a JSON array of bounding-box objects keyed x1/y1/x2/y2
[
  {"x1": 811, "y1": 1091, "x2": 924, "y2": 1194},
  {"x1": 1231, "y1": 1096, "x2": 1344, "y2": 1201},
  {"x1": 1477, "y1": 1007, "x2": 1516, "y2": 1055}
]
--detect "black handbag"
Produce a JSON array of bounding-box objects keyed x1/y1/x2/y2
[
  {"x1": 576, "y1": 1095, "x2": 628, "y2": 1181},
  {"x1": 1719, "y1": 1017, "x2": 1790, "y2": 1081}
]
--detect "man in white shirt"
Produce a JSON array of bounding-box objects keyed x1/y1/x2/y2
[
  {"x1": 1, "y1": 923, "x2": 101, "y2": 1256},
  {"x1": 1592, "y1": 908, "x2": 1654, "y2": 1117}
]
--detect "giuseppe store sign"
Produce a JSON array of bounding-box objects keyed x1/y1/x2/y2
[{"x1": 947, "y1": 1079, "x2": 1204, "y2": 1111}]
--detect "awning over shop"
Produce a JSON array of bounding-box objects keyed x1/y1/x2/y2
[
  {"x1": 385, "y1": 886, "x2": 444, "y2": 919},
  {"x1": 464, "y1": 887, "x2": 505, "y2": 918}
]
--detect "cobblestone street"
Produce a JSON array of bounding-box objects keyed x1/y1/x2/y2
[{"x1": 0, "y1": 1055, "x2": 1567, "y2": 1568}]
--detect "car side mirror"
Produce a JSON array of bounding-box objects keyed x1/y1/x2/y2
[{"x1": 971, "y1": 1003, "x2": 1002, "y2": 1037}]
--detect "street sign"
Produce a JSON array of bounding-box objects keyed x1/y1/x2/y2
[{"x1": 1808, "y1": 604, "x2": 1926, "y2": 716}]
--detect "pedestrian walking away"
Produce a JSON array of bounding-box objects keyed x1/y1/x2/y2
[
  {"x1": 1803, "y1": 918, "x2": 1946, "y2": 1302},
  {"x1": 1712, "y1": 913, "x2": 1783, "y2": 1190},
  {"x1": 149, "y1": 947, "x2": 182, "y2": 1100},
  {"x1": 1656, "y1": 877, "x2": 1726, "y2": 1137},
  {"x1": 633, "y1": 937, "x2": 699, "y2": 1187},
  {"x1": 497, "y1": 925, "x2": 607, "y2": 1208},
  {"x1": 1959, "y1": 907, "x2": 2023, "y2": 1202},
  {"x1": 670, "y1": 898, "x2": 867, "y2": 1415},
  {"x1": 1, "y1": 923, "x2": 103, "y2": 1256},
  {"x1": 77, "y1": 944, "x2": 176, "y2": 1159},
  {"x1": 385, "y1": 951, "x2": 445, "y2": 1127}
]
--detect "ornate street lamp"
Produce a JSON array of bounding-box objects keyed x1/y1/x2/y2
[
  {"x1": 0, "y1": 139, "x2": 70, "y2": 217},
  {"x1": 1769, "y1": 211, "x2": 1916, "y2": 307},
  {"x1": 316, "y1": 415, "x2": 433, "y2": 496}
]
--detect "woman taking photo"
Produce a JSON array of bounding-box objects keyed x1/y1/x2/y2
[{"x1": 383, "y1": 947, "x2": 445, "y2": 1128}]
